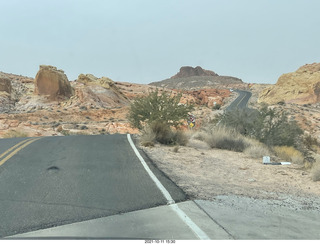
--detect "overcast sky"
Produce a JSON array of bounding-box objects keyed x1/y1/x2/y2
[{"x1": 0, "y1": 0, "x2": 319, "y2": 84}]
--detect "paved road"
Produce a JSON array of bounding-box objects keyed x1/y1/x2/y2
[
  {"x1": 0, "y1": 135, "x2": 188, "y2": 238},
  {"x1": 226, "y1": 90, "x2": 252, "y2": 111}
]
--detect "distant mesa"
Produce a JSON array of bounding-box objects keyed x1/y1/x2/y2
[
  {"x1": 149, "y1": 66, "x2": 243, "y2": 89},
  {"x1": 258, "y1": 62, "x2": 320, "y2": 105},
  {"x1": 171, "y1": 66, "x2": 218, "y2": 79},
  {"x1": 34, "y1": 65, "x2": 74, "y2": 100}
]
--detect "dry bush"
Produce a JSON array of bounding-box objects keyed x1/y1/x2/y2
[
  {"x1": 141, "y1": 122, "x2": 189, "y2": 146},
  {"x1": 311, "y1": 162, "x2": 320, "y2": 182},
  {"x1": 244, "y1": 139, "x2": 271, "y2": 159},
  {"x1": 140, "y1": 126, "x2": 156, "y2": 147},
  {"x1": 191, "y1": 131, "x2": 208, "y2": 141},
  {"x1": 3, "y1": 130, "x2": 28, "y2": 138},
  {"x1": 204, "y1": 126, "x2": 248, "y2": 152},
  {"x1": 273, "y1": 146, "x2": 304, "y2": 164},
  {"x1": 173, "y1": 130, "x2": 189, "y2": 146}
]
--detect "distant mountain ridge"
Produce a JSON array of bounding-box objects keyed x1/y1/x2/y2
[{"x1": 150, "y1": 66, "x2": 243, "y2": 89}]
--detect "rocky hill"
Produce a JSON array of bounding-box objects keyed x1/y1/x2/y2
[
  {"x1": 258, "y1": 63, "x2": 320, "y2": 105},
  {"x1": 150, "y1": 66, "x2": 244, "y2": 89},
  {"x1": 0, "y1": 65, "x2": 233, "y2": 138}
]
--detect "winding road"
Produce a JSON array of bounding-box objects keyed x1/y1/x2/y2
[{"x1": 226, "y1": 90, "x2": 252, "y2": 111}]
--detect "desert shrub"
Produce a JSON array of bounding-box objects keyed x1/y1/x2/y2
[
  {"x1": 140, "y1": 126, "x2": 156, "y2": 147},
  {"x1": 204, "y1": 126, "x2": 248, "y2": 152},
  {"x1": 244, "y1": 140, "x2": 271, "y2": 158},
  {"x1": 3, "y1": 130, "x2": 28, "y2": 138},
  {"x1": 150, "y1": 121, "x2": 175, "y2": 145},
  {"x1": 141, "y1": 121, "x2": 189, "y2": 146},
  {"x1": 173, "y1": 130, "x2": 189, "y2": 146},
  {"x1": 128, "y1": 89, "x2": 193, "y2": 130},
  {"x1": 273, "y1": 146, "x2": 304, "y2": 165},
  {"x1": 191, "y1": 131, "x2": 208, "y2": 141},
  {"x1": 311, "y1": 163, "x2": 320, "y2": 182},
  {"x1": 218, "y1": 106, "x2": 303, "y2": 148}
]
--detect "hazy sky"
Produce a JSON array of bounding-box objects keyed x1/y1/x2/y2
[{"x1": 1, "y1": 0, "x2": 319, "y2": 84}]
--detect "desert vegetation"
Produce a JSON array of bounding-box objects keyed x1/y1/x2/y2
[
  {"x1": 3, "y1": 130, "x2": 29, "y2": 138},
  {"x1": 128, "y1": 89, "x2": 193, "y2": 146},
  {"x1": 129, "y1": 91, "x2": 320, "y2": 181}
]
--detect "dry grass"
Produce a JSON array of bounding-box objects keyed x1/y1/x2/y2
[
  {"x1": 3, "y1": 130, "x2": 29, "y2": 138},
  {"x1": 140, "y1": 123, "x2": 189, "y2": 147},
  {"x1": 273, "y1": 146, "x2": 304, "y2": 165},
  {"x1": 311, "y1": 162, "x2": 320, "y2": 182},
  {"x1": 201, "y1": 126, "x2": 248, "y2": 152},
  {"x1": 244, "y1": 139, "x2": 272, "y2": 159},
  {"x1": 140, "y1": 126, "x2": 156, "y2": 147}
]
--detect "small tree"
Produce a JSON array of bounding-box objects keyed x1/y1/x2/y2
[{"x1": 128, "y1": 89, "x2": 193, "y2": 130}]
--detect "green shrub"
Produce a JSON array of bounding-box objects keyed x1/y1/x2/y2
[
  {"x1": 128, "y1": 89, "x2": 193, "y2": 130},
  {"x1": 218, "y1": 106, "x2": 303, "y2": 148}
]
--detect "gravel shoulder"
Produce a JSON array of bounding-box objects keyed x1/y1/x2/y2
[{"x1": 140, "y1": 139, "x2": 320, "y2": 208}]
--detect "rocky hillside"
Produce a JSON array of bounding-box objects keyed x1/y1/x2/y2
[
  {"x1": 0, "y1": 65, "x2": 232, "y2": 138},
  {"x1": 150, "y1": 66, "x2": 244, "y2": 89},
  {"x1": 258, "y1": 63, "x2": 320, "y2": 105}
]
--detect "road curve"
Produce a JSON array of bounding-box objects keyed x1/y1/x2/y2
[{"x1": 226, "y1": 90, "x2": 252, "y2": 111}]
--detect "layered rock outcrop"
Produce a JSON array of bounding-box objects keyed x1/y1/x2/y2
[
  {"x1": 34, "y1": 65, "x2": 73, "y2": 99},
  {"x1": 77, "y1": 74, "x2": 114, "y2": 89},
  {"x1": 258, "y1": 63, "x2": 320, "y2": 104}
]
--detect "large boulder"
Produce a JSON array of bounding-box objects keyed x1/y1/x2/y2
[
  {"x1": 258, "y1": 63, "x2": 320, "y2": 104},
  {"x1": 34, "y1": 65, "x2": 73, "y2": 99}
]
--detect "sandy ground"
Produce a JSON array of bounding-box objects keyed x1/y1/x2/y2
[{"x1": 140, "y1": 138, "x2": 320, "y2": 203}]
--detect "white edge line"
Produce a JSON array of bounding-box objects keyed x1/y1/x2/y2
[{"x1": 127, "y1": 134, "x2": 210, "y2": 240}]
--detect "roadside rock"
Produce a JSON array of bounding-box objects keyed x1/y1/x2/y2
[
  {"x1": 34, "y1": 65, "x2": 73, "y2": 99},
  {"x1": 258, "y1": 62, "x2": 320, "y2": 104}
]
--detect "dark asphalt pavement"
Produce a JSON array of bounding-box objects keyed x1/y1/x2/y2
[
  {"x1": 226, "y1": 90, "x2": 252, "y2": 111},
  {"x1": 0, "y1": 134, "x2": 186, "y2": 237}
]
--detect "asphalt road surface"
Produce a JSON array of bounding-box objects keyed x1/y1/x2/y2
[
  {"x1": 226, "y1": 90, "x2": 252, "y2": 111},
  {"x1": 0, "y1": 135, "x2": 188, "y2": 238}
]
